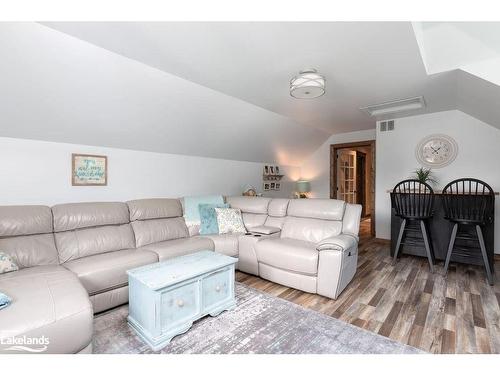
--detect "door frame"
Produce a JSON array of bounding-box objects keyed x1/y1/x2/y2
[{"x1": 330, "y1": 140, "x2": 376, "y2": 237}]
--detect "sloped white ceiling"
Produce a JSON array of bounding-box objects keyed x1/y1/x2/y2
[
  {"x1": 0, "y1": 22, "x2": 328, "y2": 166},
  {"x1": 412, "y1": 22, "x2": 500, "y2": 130},
  {"x1": 41, "y1": 22, "x2": 458, "y2": 134},
  {"x1": 1, "y1": 22, "x2": 499, "y2": 167}
]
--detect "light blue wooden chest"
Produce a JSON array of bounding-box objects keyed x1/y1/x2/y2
[{"x1": 127, "y1": 250, "x2": 238, "y2": 351}]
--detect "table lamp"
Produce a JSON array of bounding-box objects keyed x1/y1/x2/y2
[{"x1": 296, "y1": 180, "x2": 311, "y2": 198}]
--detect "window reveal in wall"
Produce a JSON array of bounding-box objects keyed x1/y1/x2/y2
[{"x1": 72, "y1": 154, "x2": 108, "y2": 186}]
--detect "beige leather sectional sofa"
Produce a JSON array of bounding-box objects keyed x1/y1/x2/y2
[{"x1": 0, "y1": 196, "x2": 361, "y2": 353}]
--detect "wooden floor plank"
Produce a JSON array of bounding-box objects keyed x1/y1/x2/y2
[
  {"x1": 237, "y1": 218, "x2": 499, "y2": 354},
  {"x1": 441, "y1": 329, "x2": 456, "y2": 354}
]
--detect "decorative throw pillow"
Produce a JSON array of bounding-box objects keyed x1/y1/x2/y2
[
  {"x1": 199, "y1": 203, "x2": 229, "y2": 235},
  {"x1": 0, "y1": 292, "x2": 12, "y2": 310},
  {"x1": 183, "y1": 195, "x2": 225, "y2": 225},
  {"x1": 0, "y1": 252, "x2": 19, "y2": 274},
  {"x1": 215, "y1": 208, "x2": 247, "y2": 234}
]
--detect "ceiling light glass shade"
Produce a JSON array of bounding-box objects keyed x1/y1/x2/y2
[{"x1": 290, "y1": 69, "x2": 325, "y2": 99}]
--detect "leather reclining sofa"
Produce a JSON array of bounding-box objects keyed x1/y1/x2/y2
[{"x1": 0, "y1": 196, "x2": 361, "y2": 353}]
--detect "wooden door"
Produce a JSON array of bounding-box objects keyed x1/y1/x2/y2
[{"x1": 336, "y1": 150, "x2": 357, "y2": 203}]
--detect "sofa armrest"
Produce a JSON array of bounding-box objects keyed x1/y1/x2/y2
[
  {"x1": 316, "y1": 234, "x2": 358, "y2": 252},
  {"x1": 249, "y1": 225, "x2": 281, "y2": 235}
]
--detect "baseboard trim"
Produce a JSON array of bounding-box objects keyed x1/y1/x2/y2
[{"x1": 374, "y1": 237, "x2": 391, "y2": 244}]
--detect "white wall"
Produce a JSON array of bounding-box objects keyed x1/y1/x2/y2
[
  {"x1": 300, "y1": 129, "x2": 376, "y2": 198},
  {"x1": 375, "y1": 110, "x2": 500, "y2": 254},
  {"x1": 0, "y1": 137, "x2": 300, "y2": 206}
]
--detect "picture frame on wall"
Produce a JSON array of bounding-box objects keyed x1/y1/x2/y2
[
  {"x1": 263, "y1": 182, "x2": 270, "y2": 191},
  {"x1": 275, "y1": 182, "x2": 281, "y2": 191},
  {"x1": 275, "y1": 166, "x2": 280, "y2": 175},
  {"x1": 269, "y1": 166, "x2": 275, "y2": 175},
  {"x1": 72, "y1": 153, "x2": 108, "y2": 186},
  {"x1": 264, "y1": 165, "x2": 270, "y2": 175},
  {"x1": 270, "y1": 182, "x2": 276, "y2": 190}
]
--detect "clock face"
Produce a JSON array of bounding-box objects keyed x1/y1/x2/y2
[{"x1": 416, "y1": 134, "x2": 458, "y2": 168}]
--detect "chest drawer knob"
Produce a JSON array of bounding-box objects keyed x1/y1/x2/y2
[
  {"x1": 176, "y1": 299, "x2": 184, "y2": 307},
  {"x1": 215, "y1": 285, "x2": 221, "y2": 292}
]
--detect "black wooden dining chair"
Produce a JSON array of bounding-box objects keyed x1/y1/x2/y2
[
  {"x1": 391, "y1": 179, "x2": 435, "y2": 272},
  {"x1": 442, "y1": 178, "x2": 494, "y2": 285}
]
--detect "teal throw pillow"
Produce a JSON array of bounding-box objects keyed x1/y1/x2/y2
[{"x1": 199, "y1": 203, "x2": 229, "y2": 235}]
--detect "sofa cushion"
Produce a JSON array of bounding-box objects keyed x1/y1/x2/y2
[
  {"x1": 264, "y1": 216, "x2": 287, "y2": 229},
  {"x1": 0, "y1": 265, "x2": 93, "y2": 354},
  {"x1": 63, "y1": 249, "x2": 158, "y2": 295},
  {"x1": 55, "y1": 224, "x2": 136, "y2": 263},
  {"x1": 281, "y1": 217, "x2": 342, "y2": 243},
  {"x1": 202, "y1": 233, "x2": 240, "y2": 257},
  {"x1": 140, "y1": 237, "x2": 214, "y2": 261},
  {"x1": 0, "y1": 205, "x2": 53, "y2": 237},
  {"x1": 131, "y1": 217, "x2": 189, "y2": 248},
  {"x1": 52, "y1": 202, "x2": 130, "y2": 232},
  {"x1": 0, "y1": 205, "x2": 59, "y2": 269},
  {"x1": 0, "y1": 234, "x2": 59, "y2": 269},
  {"x1": 242, "y1": 213, "x2": 267, "y2": 229},
  {"x1": 287, "y1": 199, "x2": 346, "y2": 221},
  {"x1": 226, "y1": 196, "x2": 271, "y2": 214},
  {"x1": 127, "y1": 198, "x2": 182, "y2": 221},
  {"x1": 255, "y1": 238, "x2": 319, "y2": 275},
  {"x1": 267, "y1": 199, "x2": 290, "y2": 217}
]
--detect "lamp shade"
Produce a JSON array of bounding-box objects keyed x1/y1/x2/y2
[
  {"x1": 290, "y1": 69, "x2": 325, "y2": 99},
  {"x1": 296, "y1": 180, "x2": 311, "y2": 193}
]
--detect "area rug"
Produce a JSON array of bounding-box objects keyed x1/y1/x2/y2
[{"x1": 93, "y1": 283, "x2": 422, "y2": 354}]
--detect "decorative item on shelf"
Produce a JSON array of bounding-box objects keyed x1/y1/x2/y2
[
  {"x1": 295, "y1": 180, "x2": 311, "y2": 198},
  {"x1": 290, "y1": 69, "x2": 326, "y2": 99},
  {"x1": 72, "y1": 153, "x2": 107, "y2": 186},
  {"x1": 262, "y1": 165, "x2": 284, "y2": 193},
  {"x1": 412, "y1": 167, "x2": 437, "y2": 185},
  {"x1": 242, "y1": 185, "x2": 257, "y2": 196}
]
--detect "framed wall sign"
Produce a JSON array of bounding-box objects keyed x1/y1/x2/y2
[{"x1": 72, "y1": 154, "x2": 108, "y2": 186}]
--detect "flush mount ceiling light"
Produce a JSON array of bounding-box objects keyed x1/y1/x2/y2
[
  {"x1": 360, "y1": 96, "x2": 426, "y2": 117},
  {"x1": 290, "y1": 69, "x2": 326, "y2": 99}
]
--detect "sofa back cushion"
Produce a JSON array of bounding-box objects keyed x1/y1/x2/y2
[
  {"x1": 226, "y1": 196, "x2": 271, "y2": 230},
  {"x1": 0, "y1": 205, "x2": 59, "y2": 268},
  {"x1": 52, "y1": 202, "x2": 135, "y2": 263},
  {"x1": 127, "y1": 198, "x2": 188, "y2": 248},
  {"x1": 281, "y1": 199, "x2": 345, "y2": 243},
  {"x1": 286, "y1": 199, "x2": 346, "y2": 221},
  {"x1": 128, "y1": 198, "x2": 183, "y2": 221},
  {"x1": 264, "y1": 199, "x2": 290, "y2": 229},
  {"x1": 281, "y1": 217, "x2": 342, "y2": 243},
  {"x1": 52, "y1": 202, "x2": 130, "y2": 232}
]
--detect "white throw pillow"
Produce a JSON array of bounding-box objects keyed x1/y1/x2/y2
[
  {"x1": 214, "y1": 208, "x2": 247, "y2": 234},
  {"x1": 0, "y1": 252, "x2": 19, "y2": 274}
]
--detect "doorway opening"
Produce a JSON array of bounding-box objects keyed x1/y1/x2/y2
[{"x1": 330, "y1": 141, "x2": 375, "y2": 237}]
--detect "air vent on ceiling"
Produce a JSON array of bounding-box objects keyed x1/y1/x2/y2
[
  {"x1": 360, "y1": 96, "x2": 426, "y2": 117},
  {"x1": 379, "y1": 120, "x2": 395, "y2": 132}
]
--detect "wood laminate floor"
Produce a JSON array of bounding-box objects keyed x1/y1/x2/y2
[{"x1": 236, "y1": 219, "x2": 500, "y2": 354}]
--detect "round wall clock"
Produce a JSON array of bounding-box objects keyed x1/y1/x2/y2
[{"x1": 415, "y1": 134, "x2": 458, "y2": 168}]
